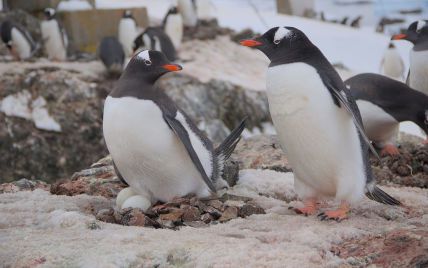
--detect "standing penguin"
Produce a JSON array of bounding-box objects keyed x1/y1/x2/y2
[
  {"x1": 380, "y1": 42, "x2": 404, "y2": 81},
  {"x1": 133, "y1": 27, "x2": 177, "y2": 61},
  {"x1": 345, "y1": 73, "x2": 428, "y2": 155},
  {"x1": 41, "y1": 8, "x2": 68, "y2": 61},
  {"x1": 195, "y1": 0, "x2": 214, "y2": 21},
  {"x1": 392, "y1": 20, "x2": 428, "y2": 95},
  {"x1": 162, "y1": 6, "x2": 183, "y2": 49},
  {"x1": 98, "y1": 36, "x2": 125, "y2": 75},
  {"x1": 0, "y1": 20, "x2": 37, "y2": 60},
  {"x1": 241, "y1": 27, "x2": 400, "y2": 221},
  {"x1": 177, "y1": 0, "x2": 198, "y2": 27},
  {"x1": 118, "y1": 10, "x2": 138, "y2": 57},
  {"x1": 103, "y1": 50, "x2": 246, "y2": 210}
]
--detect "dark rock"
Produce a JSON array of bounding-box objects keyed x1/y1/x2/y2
[
  {"x1": 238, "y1": 204, "x2": 266, "y2": 218},
  {"x1": 119, "y1": 208, "x2": 157, "y2": 227},
  {"x1": 95, "y1": 208, "x2": 115, "y2": 223},
  {"x1": 219, "y1": 206, "x2": 239, "y2": 222},
  {"x1": 204, "y1": 206, "x2": 222, "y2": 219},
  {"x1": 183, "y1": 19, "x2": 233, "y2": 42},
  {"x1": 159, "y1": 209, "x2": 184, "y2": 223},
  {"x1": 219, "y1": 193, "x2": 252, "y2": 202},
  {"x1": 201, "y1": 213, "x2": 214, "y2": 224},
  {"x1": 207, "y1": 200, "x2": 224, "y2": 211}
]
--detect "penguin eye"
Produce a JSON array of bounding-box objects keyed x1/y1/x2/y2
[{"x1": 144, "y1": 60, "x2": 152, "y2": 66}]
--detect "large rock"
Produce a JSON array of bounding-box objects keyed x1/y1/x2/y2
[{"x1": 0, "y1": 66, "x2": 108, "y2": 183}]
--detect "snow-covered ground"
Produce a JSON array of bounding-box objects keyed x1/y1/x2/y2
[{"x1": 1, "y1": 169, "x2": 426, "y2": 267}]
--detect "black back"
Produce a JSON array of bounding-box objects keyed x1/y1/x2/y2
[
  {"x1": 98, "y1": 36, "x2": 125, "y2": 70},
  {"x1": 345, "y1": 73, "x2": 428, "y2": 134},
  {"x1": 0, "y1": 20, "x2": 36, "y2": 50},
  {"x1": 133, "y1": 27, "x2": 177, "y2": 61}
]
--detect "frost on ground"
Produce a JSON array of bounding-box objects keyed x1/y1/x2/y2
[{"x1": 1, "y1": 169, "x2": 427, "y2": 267}]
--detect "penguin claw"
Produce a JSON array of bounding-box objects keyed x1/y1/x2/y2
[{"x1": 317, "y1": 208, "x2": 349, "y2": 222}]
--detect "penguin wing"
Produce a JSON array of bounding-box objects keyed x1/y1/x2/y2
[
  {"x1": 326, "y1": 80, "x2": 380, "y2": 159},
  {"x1": 163, "y1": 113, "x2": 217, "y2": 193}
]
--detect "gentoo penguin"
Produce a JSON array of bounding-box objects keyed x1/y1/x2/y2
[
  {"x1": 345, "y1": 73, "x2": 428, "y2": 153},
  {"x1": 103, "y1": 50, "x2": 246, "y2": 211},
  {"x1": 392, "y1": 20, "x2": 428, "y2": 95},
  {"x1": 241, "y1": 27, "x2": 400, "y2": 221},
  {"x1": 380, "y1": 42, "x2": 404, "y2": 81},
  {"x1": 350, "y1": 16, "x2": 362, "y2": 28},
  {"x1": 98, "y1": 37, "x2": 125, "y2": 75},
  {"x1": 0, "y1": 20, "x2": 37, "y2": 60},
  {"x1": 118, "y1": 10, "x2": 138, "y2": 57},
  {"x1": 162, "y1": 6, "x2": 183, "y2": 49},
  {"x1": 133, "y1": 27, "x2": 177, "y2": 61},
  {"x1": 41, "y1": 8, "x2": 68, "y2": 61},
  {"x1": 177, "y1": 0, "x2": 198, "y2": 27}
]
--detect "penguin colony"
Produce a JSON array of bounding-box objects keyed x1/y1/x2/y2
[{"x1": 4, "y1": 6, "x2": 428, "y2": 221}]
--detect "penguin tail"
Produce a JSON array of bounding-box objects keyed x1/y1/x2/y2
[
  {"x1": 365, "y1": 183, "x2": 401, "y2": 206},
  {"x1": 214, "y1": 117, "x2": 247, "y2": 166}
]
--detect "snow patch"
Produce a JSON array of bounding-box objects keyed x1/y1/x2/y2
[{"x1": 57, "y1": 0, "x2": 92, "y2": 11}]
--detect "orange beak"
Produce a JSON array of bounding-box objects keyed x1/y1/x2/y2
[
  {"x1": 391, "y1": 33, "x2": 407, "y2": 40},
  {"x1": 162, "y1": 64, "x2": 182, "y2": 72},
  {"x1": 240, "y1": 39, "x2": 263, "y2": 47}
]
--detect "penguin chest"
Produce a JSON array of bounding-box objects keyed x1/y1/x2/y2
[
  {"x1": 266, "y1": 63, "x2": 365, "y2": 198},
  {"x1": 382, "y1": 50, "x2": 403, "y2": 79},
  {"x1": 356, "y1": 100, "x2": 399, "y2": 144},
  {"x1": 103, "y1": 96, "x2": 212, "y2": 201},
  {"x1": 165, "y1": 15, "x2": 183, "y2": 49},
  {"x1": 41, "y1": 20, "x2": 66, "y2": 60},
  {"x1": 118, "y1": 19, "x2": 137, "y2": 56},
  {"x1": 409, "y1": 50, "x2": 428, "y2": 94},
  {"x1": 11, "y1": 28, "x2": 31, "y2": 59}
]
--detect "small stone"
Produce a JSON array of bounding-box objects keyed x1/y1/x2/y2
[
  {"x1": 159, "y1": 209, "x2": 184, "y2": 223},
  {"x1": 204, "y1": 206, "x2": 222, "y2": 219},
  {"x1": 219, "y1": 193, "x2": 252, "y2": 202},
  {"x1": 201, "y1": 213, "x2": 214, "y2": 224},
  {"x1": 207, "y1": 200, "x2": 224, "y2": 211},
  {"x1": 238, "y1": 204, "x2": 266, "y2": 218},
  {"x1": 87, "y1": 222, "x2": 101, "y2": 230},
  {"x1": 219, "y1": 206, "x2": 239, "y2": 222},
  {"x1": 96, "y1": 208, "x2": 115, "y2": 223},
  {"x1": 182, "y1": 206, "x2": 201, "y2": 222}
]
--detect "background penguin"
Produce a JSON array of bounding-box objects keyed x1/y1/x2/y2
[
  {"x1": 380, "y1": 42, "x2": 404, "y2": 81},
  {"x1": 98, "y1": 36, "x2": 125, "y2": 76},
  {"x1": 345, "y1": 73, "x2": 428, "y2": 153},
  {"x1": 177, "y1": 0, "x2": 198, "y2": 27},
  {"x1": 133, "y1": 27, "x2": 177, "y2": 61},
  {"x1": 162, "y1": 6, "x2": 183, "y2": 49},
  {"x1": 241, "y1": 27, "x2": 400, "y2": 221},
  {"x1": 392, "y1": 20, "x2": 428, "y2": 95},
  {"x1": 195, "y1": 0, "x2": 214, "y2": 21},
  {"x1": 118, "y1": 10, "x2": 138, "y2": 57},
  {"x1": 41, "y1": 8, "x2": 68, "y2": 61},
  {"x1": 103, "y1": 50, "x2": 246, "y2": 211},
  {"x1": 0, "y1": 20, "x2": 37, "y2": 60}
]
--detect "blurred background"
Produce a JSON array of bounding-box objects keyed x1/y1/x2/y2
[{"x1": 0, "y1": 0, "x2": 427, "y2": 184}]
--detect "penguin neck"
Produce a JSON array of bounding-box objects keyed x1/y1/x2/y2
[
  {"x1": 268, "y1": 45, "x2": 321, "y2": 67},
  {"x1": 111, "y1": 73, "x2": 164, "y2": 99}
]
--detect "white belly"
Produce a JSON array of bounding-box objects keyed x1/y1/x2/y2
[
  {"x1": 409, "y1": 50, "x2": 428, "y2": 95},
  {"x1": 118, "y1": 19, "x2": 138, "y2": 57},
  {"x1": 103, "y1": 96, "x2": 211, "y2": 202},
  {"x1": 165, "y1": 15, "x2": 183, "y2": 49},
  {"x1": 11, "y1": 28, "x2": 31, "y2": 59},
  {"x1": 382, "y1": 49, "x2": 404, "y2": 80},
  {"x1": 266, "y1": 63, "x2": 365, "y2": 203},
  {"x1": 41, "y1": 20, "x2": 66, "y2": 61},
  {"x1": 357, "y1": 100, "x2": 399, "y2": 146},
  {"x1": 178, "y1": 0, "x2": 198, "y2": 27}
]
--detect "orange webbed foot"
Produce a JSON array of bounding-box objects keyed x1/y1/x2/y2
[
  {"x1": 318, "y1": 202, "x2": 350, "y2": 222},
  {"x1": 380, "y1": 144, "x2": 400, "y2": 156},
  {"x1": 289, "y1": 198, "x2": 318, "y2": 216}
]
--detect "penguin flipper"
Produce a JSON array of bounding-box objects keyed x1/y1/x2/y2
[
  {"x1": 214, "y1": 117, "x2": 247, "y2": 161},
  {"x1": 163, "y1": 114, "x2": 217, "y2": 193},
  {"x1": 405, "y1": 70, "x2": 410, "y2": 85},
  {"x1": 327, "y1": 81, "x2": 380, "y2": 160}
]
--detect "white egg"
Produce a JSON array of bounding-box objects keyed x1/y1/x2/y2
[
  {"x1": 116, "y1": 187, "x2": 136, "y2": 208},
  {"x1": 121, "y1": 195, "x2": 152, "y2": 212}
]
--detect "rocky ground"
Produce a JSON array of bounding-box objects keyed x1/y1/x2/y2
[{"x1": 0, "y1": 137, "x2": 427, "y2": 266}]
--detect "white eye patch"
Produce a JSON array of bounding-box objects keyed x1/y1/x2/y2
[
  {"x1": 136, "y1": 50, "x2": 151, "y2": 63},
  {"x1": 417, "y1": 20, "x2": 426, "y2": 32},
  {"x1": 274, "y1": 27, "x2": 292, "y2": 44}
]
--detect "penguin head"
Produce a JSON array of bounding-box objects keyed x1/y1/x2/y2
[
  {"x1": 123, "y1": 10, "x2": 133, "y2": 19},
  {"x1": 240, "y1": 26, "x2": 315, "y2": 62},
  {"x1": 124, "y1": 50, "x2": 182, "y2": 81},
  {"x1": 44, "y1": 8, "x2": 56, "y2": 20},
  {"x1": 392, "y1": 20, "x2": 428, "y2": 44}
]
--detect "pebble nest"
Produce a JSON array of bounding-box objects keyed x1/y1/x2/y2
[{"x1": 95, "y1": 193, "x2": 265, "y2": 229}]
